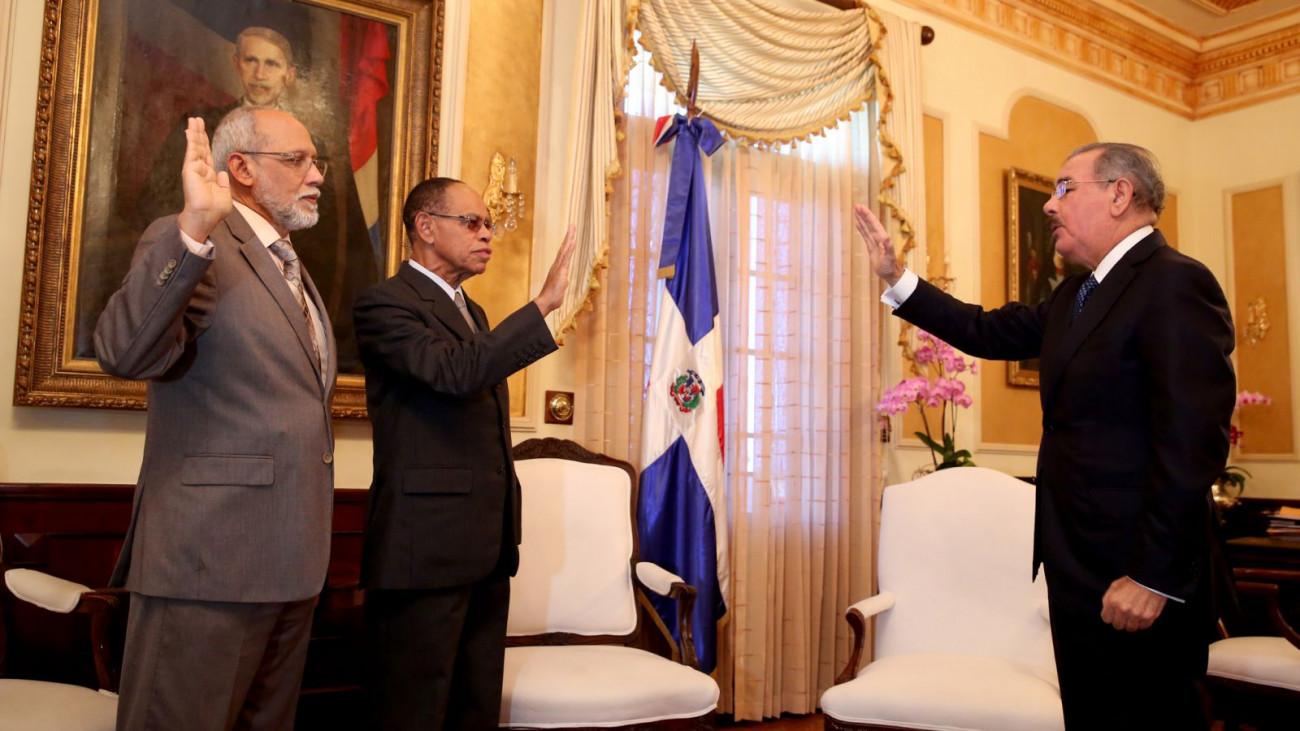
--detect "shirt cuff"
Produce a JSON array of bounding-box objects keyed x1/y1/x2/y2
[
  {"x1": 880, "y1": 269, "x2": 919, "y2": 309},
  {"x1": 1131, "y1": 578, "x2": 1185, "y2": 604},
  {"x1": 180, "y1": 226, "x2": 215, "y2": 259}
]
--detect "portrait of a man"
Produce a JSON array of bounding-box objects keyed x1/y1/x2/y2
[{"x1": 73, "y1": 0, "x2": 396, "y2": 375}]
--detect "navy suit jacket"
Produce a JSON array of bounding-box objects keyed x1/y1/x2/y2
[{"x1": 895, "y1": 230, "x2": 1235, "y2": 613}]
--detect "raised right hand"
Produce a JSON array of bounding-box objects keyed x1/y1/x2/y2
[
  {"x1": 854, "y1": 203, "x2": 902, "y2": 287},
  {"x1": 176, "y1": 117, "x2": 232, "y2": 243},
  {"x1": 532, "y1": 224, "x2": 578, "y2": 316}
]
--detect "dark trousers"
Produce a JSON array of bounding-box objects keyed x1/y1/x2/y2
[
  {"x1": 116, "y1": 592, "x2": 317, "y2": 731},
  {"x1": 1047, "y1": 579, "x2": 1210, "y2": 731},
  {"x1": 363, "y1": 575, "x2": 512, "y2": 731}
]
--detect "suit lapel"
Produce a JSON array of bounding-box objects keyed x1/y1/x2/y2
[
  {"x1": 227, "y1": 214, "x2": 327, "y2": 387},
  {"x1": 397, "y1": 262, "x2": 476, "y2": 339},
  {"x1": 1039, "y1": 231, "x2": 1165, "y2": 408}
]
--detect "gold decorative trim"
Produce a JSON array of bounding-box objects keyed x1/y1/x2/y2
[
  {"x1": 898, "y1": 0, "x2": 1300, "y2": 119},
  {"x1": 1244, "y1": 296, "x2": 1270, "y2": 345}
]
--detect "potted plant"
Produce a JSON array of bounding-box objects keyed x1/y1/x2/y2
[{"x1": 876, "y1": 329, "x2": 978, "y2": 474}]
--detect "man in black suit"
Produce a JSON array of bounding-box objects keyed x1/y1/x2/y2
[
  {"x1": 355, "y1": 177, "x2": 576, "y2": 730},
  {"x1": 857, "y1": 143, "x2": 1235, "y2": 729}
]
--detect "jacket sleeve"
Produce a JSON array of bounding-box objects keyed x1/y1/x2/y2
[
  {"x1": 93, "y1": 215, "x2": 218, "y2": 380},
  {"x1": 894, "y1": 276, "x2": 1061, "y2": 361},
  {"x1": 1128, "y1": 259, "x2": 1236, "y2": 596},
  {"x1": 353, "y1": 283, "x2": 557, "y2": 397}
]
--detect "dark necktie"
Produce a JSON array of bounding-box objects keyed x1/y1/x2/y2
[
  {"x1": 1071, "y1": 274, "x2": 1099, "y2": 323},
  {"x1": 454, "y1": 290, "x2": 478, "y2": 333},
  {"x1": 268, "y1": 239, "x2": 323, "y2": 369}
]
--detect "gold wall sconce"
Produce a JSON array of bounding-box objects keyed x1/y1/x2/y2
[
  {"x1": 484, "y1": 152, "x2": 525, "y2": 233},
  {"x1": 1244, "y1": 296, "x2": 1269, "y2": 345}
]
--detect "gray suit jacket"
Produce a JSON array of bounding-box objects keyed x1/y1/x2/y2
[{"x1": 95, "y1": 210, "x2": 337, "y2": 603}]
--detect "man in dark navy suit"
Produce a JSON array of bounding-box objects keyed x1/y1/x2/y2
[{"x1": 857, "y1": 143, "x2": 1235, "y2": 730}]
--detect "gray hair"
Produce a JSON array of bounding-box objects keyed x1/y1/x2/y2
[
  {"x1": 1069, "y1": 142, "x2": 1165, "y2": 216},
  {"x1": 210, "y1": 107, "x2": 263, "y2": 173}
]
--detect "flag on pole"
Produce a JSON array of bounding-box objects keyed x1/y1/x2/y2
[{"x1": 638, "y1": 113, "x2": 728, "y2": 673}]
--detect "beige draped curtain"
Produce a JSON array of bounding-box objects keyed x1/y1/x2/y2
[
  {"x1": 565, "y1": 0, "x2": 928, "y2": 720},
  {"x1": 576, "y1": 43, "x2": 884, "y2": 718}
]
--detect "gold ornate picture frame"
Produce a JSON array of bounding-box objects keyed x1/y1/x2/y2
[
  {"x1": 1005, "y1": 167, "x2": 1086, "y2": 388},
  {"x1": 13, "y1": 0, "x2": 442, "y2": 418}
]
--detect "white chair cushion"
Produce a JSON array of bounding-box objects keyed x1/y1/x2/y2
[
  {"x1": 1208, "y1": 636, "x2": 1300, "y2": 692},
  {"x1": 500, "y1": 645, "x2": 719, "y2": 728},
  {"x1": 0, "y1": 678, "x2": 117, "y2": 731},
  {"x1": 509, "y1": 459, "x2": 637, "y2": 636},
  {"x1": 820, "y1": 653, "x2": 1063, "y2": 731}
]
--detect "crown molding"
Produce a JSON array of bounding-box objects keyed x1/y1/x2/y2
[{"x1": 900, "y1": 0, "x2": 1300, "y2": 118}]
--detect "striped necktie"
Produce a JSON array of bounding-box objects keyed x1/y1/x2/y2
[
  {"x1": 268, "y1": 239, "x2": 322, "y2": 369},
  {"x1": 454, "y1": 290, "x2": 478, "y2": 333}
]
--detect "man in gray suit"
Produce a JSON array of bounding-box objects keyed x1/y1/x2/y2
[{"x1": 95, "y1": 107, "x2": 337, "y2": 730}]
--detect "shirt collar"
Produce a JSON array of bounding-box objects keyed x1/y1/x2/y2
[
  {"x1": 232, "y1": 200, "x2": 285, "y2": 250},
  {"x1": 408, "y1": 259, "x2": 463, "y2": 301},
  {"x1": 1093, "y1": 225, "x2": 1153, "y2": 283}
]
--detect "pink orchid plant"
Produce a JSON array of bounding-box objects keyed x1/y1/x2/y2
[
  {"x1": 1220, "y1": 390, "x2": 1272, "y2": 497},
  {"x1": 877, "y1": 329, "x2": 979, "y2": 470}
]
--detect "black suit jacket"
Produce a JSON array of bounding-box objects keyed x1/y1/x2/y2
[
  {"x1": 896, "y1": 230, "x2": 1235, "y2": 614},
  {"x1": 354, "y1": 262, "x2": 557, "y2": 590}
]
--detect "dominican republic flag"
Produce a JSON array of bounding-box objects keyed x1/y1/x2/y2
[
  {"x1": 340, "y1": 16, "x2": 391, "y2": 261},
  {"x1": 638, "y1": 113, "x2": 728, "y2": 674}
]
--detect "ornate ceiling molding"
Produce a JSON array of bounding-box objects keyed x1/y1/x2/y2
[{"x1": 899, "y1": 0, "x2": 1300, "y2": 118}]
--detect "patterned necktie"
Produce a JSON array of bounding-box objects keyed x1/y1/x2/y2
[
  {"x1": 1071, "y1": 274, "x2": 1099, "y2": 323},
  {"x1": 454, "y1": 290, "x2": 478, "y2": 333},
  {"x1": 268, "y1": 239, "x2": 322, "y2": 369}
]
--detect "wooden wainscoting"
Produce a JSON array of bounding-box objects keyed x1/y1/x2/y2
[{"x1": 0, "y1": 483, "x2": 368, "y2": 729}]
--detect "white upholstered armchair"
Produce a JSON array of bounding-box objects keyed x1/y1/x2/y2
[
  {"x1": 1206, "y1": 567, "x2": 1300, "y2": 729},
  {"x1": 1, "y1": 568, "x2": 124, "y2": 730},
  {"x1": 820, "y1": 467, "x2": 1063, "y2": 731},
  {"x1": 501, "y1": 438, "x2": 719, "y2": 729}
]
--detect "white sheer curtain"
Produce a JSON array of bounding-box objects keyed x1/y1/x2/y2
[{"x1": 575, "y1": 43, "x2": 884, "y2": 719}]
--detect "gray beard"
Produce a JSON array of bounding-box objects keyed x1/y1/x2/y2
[{"x1": 255, "y1": 179, "x2": 320, "y2": 232}]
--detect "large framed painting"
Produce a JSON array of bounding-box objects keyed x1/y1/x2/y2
[
  {"x1": 13, "y1": 0, "x2": 442, "y2": 418},
  {"x1": 1005, "y1": 167, "x2": 1087, "y2": 388}
]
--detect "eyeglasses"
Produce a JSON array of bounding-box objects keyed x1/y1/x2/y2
[
  {"x1": 238, "y1": 151, "x2": 329, "y2": 176},
  {"x1": 1053, "y1": 178, "x2": 1116, "y2": 199},
  {"x1": 422, "y1": 211, "x2": 496, "y2": 234}
]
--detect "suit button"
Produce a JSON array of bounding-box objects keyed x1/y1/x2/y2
[
  {"x1": 1043, "y1": 423, "x2": 1055, "y2": 434},
  {"x1": 497, "y1": 465, "x2": 506, "y2": 475},
  {"x1": 323, "y1": 452, "x2": 334, "y2": 464}
]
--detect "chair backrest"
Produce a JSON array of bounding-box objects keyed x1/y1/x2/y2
[
  {"x1": 874, "y1": 467, "x2": 1054, "y2": 670},
  {"x1": 508, "y1": 439, "x2": 640, "y2": 641}
]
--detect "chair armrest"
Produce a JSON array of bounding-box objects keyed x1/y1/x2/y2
[
  {"x1": 6, "y1": 568, "x2": 91, "y2": 613},
  {"x1": 1233, "y1": 574, "x2": 1300, "y2": 651},
  {"x1": 4, "y1": 568, "x2": 128, "y2": 692},
  {"x1": 833, "y1": 592, "x2": 896, "y2": 685},
  {"x1": 636, "y1": 562, "x2": 684, "y2": 597},
  {"x1": 633, "y1": 562, "x2": 701, "y2": 670}
]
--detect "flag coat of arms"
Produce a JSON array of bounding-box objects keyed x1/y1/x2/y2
[{"x1": 638, "y1": 113, "x2": 728, "y2": 674}]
